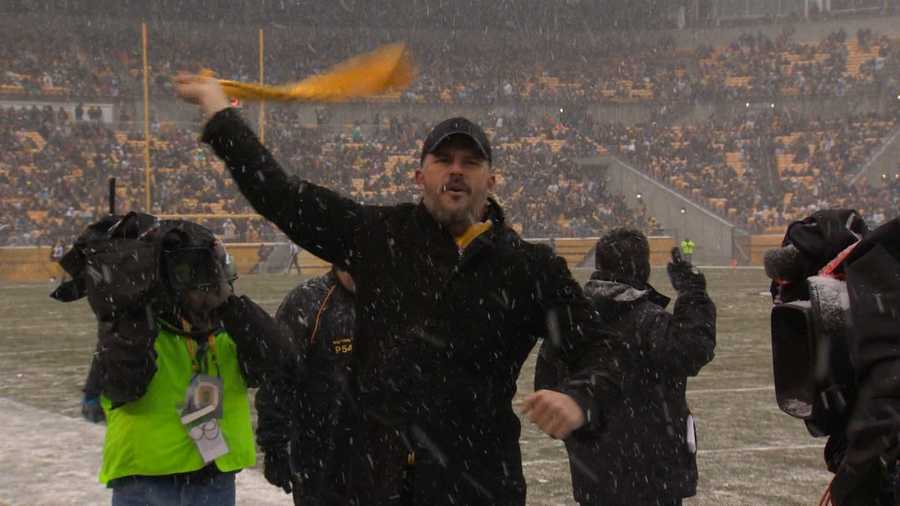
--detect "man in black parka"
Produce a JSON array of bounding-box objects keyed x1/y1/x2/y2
[
  {"x1": 174, "y1": 74, "x2": 620, "y2": 506},
  {"x1": 537, "y1": 228, "x2": 716, "y2": 506},
  {"x1": 256, "y1": 266, "x2": 357, "y2": 505}
]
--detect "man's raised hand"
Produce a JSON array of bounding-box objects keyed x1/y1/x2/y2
[{"x1": 173, "y1": 72, "x2": 230, "y2": 119}]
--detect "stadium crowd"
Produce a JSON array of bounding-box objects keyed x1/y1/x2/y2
[
  {"x1": 4, "y1": 97, "x2": 898, "y2": 248},
  {"x1": 2, "y1": 13, "x2": 898, "y2": 105},
  {"x1": 1, "y1": 10, "x2": 899, "y2": 246},
  {"x1": 0, "y1": 106, "x2": 653, "y2": 246},
  {"x1": 694, "y1": 27, "x2": 899, "y2": 100},
  {"x1": 592, "y1": 107, "x2": 899, "y2": 231},
  {"x1": 2, "y1": 0, "x2": 678, "y2": 32}
]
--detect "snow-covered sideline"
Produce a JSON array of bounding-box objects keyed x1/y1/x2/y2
[{"x1": 0, "y1": 398, "x2": 289, "y2": 505}]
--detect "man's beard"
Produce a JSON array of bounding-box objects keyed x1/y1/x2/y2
[
  {"x1": 430, "y1": 201, "x2": 479, "y2": 229},
  {"x1": 425, "y1": 187, "x2": 487, "y2": 232}
]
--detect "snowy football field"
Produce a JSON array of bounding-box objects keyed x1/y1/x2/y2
[{"x1": 0, "y1": 268, "x2": 831, "y2": 505}]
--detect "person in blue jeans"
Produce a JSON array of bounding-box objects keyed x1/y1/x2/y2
[{"x1": 109, "y1": 471, "x2": 236, "y2": 506}]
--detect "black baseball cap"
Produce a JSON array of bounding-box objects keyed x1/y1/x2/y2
[{"x1": 420, "y1": 117, "x2": 492, "y2": 166}]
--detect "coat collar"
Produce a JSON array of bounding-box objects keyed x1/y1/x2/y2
[{"x1": 411, "y1": 197, "x2": 507, "y2": 269}]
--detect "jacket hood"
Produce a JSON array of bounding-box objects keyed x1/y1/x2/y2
[{"x1": 584, "y1": 278, "x2": 670, "y2": 310}]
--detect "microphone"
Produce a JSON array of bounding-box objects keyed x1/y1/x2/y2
[{"x1": 764, "y1": 244, "x2": 805, "y2": 282}]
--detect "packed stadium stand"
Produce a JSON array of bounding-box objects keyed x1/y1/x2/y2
[
  {"x1": 593, "y1": 108, "x2": 899, "y2": 231},
  {"x1": 3, "y1": 11, "x2": 899, "y2": 105},
  {"x1": 0, "y1": 106, "x2": 654, "y2": 245},
  {"x1": 1, "y1": 3, "x2": 899, "y2": 253}
]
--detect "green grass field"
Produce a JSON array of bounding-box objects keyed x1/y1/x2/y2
[{"x1": 0, "y1": 268, "x2": 831, "y2": 505}]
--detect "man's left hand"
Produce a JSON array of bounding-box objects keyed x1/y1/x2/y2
[{"x1": 521, "y1": 390, "x2": 585, "y2": 439}]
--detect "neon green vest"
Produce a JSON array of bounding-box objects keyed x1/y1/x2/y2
[
  {"x1": 98, "y1": 328, "x2": 256, "y2": 484},
  {"x1": 680, "y1": 240, "x2": 695, "y2": 255}
]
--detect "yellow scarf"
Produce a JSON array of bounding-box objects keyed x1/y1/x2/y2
[
  {"x1": 455, "y1": 222, "x2": 492, "y2": 251},
  {"x1": 210, "y1": 43, "x2": 414, "y2": 103}
]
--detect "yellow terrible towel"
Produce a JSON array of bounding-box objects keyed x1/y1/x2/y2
[{"x1": 214, "y1": 42, "x2": 414, "y2": 103}]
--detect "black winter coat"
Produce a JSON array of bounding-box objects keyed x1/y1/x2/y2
[
  {"x1": 202, "y1": 108, "x2": 620, "y2": 506},
  {"x1": 256, "y1": 271, "x2": 356, "y2": 505},
  {"x1": 536, "y1": 278, "x2": 716, "y2": 506}
]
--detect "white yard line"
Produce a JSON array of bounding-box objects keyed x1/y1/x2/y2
[
  {"x1": 5, "y1": 323, "x2": 95, "y2": 331},
  {"x1": 0, "y1": 347, "x2": 92, "y2": 358},
  {"x1": 699, "y1": 444, "x2": 824, "y2": 455},
  {"x1": 693, "y1": 266, "x2": 764, "y2": 271},
  {"x1": 688, "y1": 386, "x2": 775, "y2": 395},
  {"x1": 522, "y1": 443, "x2": 823, "y2": 468},
  {"x1": 516, "y1": 385, "x2": 776, "y2": 406},
  {"x1": 0, "y1": 284, "x2": 48, "y2": 290}
]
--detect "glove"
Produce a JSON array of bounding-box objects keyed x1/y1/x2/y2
[
  {"x1": 81, "y1": 395, "x2": 105, "y2": 423},
  {"x1": 667, "y1": 247, "x2": 706, "y2": 292},
  {"x1": 263, "y1": 449, "x2": 293, "y2": 494}
]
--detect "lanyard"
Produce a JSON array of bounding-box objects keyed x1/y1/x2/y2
[{"x1": 182, "y1": 323, "x2": 220, "y2": 376}]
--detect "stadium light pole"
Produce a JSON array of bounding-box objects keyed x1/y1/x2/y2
[{"x1": 141, "y1": 22, "x2": 152, "y2": 213}]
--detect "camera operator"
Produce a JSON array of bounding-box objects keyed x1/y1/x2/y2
[
  {"x1": 766, "y1": 210, "x2": 900, "y2": 505},
  {"x1": 52, "y1": 212, "x2": 296, "y2": 506}
]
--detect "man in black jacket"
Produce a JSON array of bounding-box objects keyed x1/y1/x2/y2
[
  {"x1": 174, "y1": 74, "x2": 619, "y2": 505},
  {"x1": 537, "y1": 228, "x2": 716, "y2": 506},
  {"x1": 256, "y1": 266, "x2": 356, "y2": 505}
]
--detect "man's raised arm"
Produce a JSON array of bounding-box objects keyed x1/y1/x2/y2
[{"x1": 174, "y1": 73, "x2": 364, "y2": 267}]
